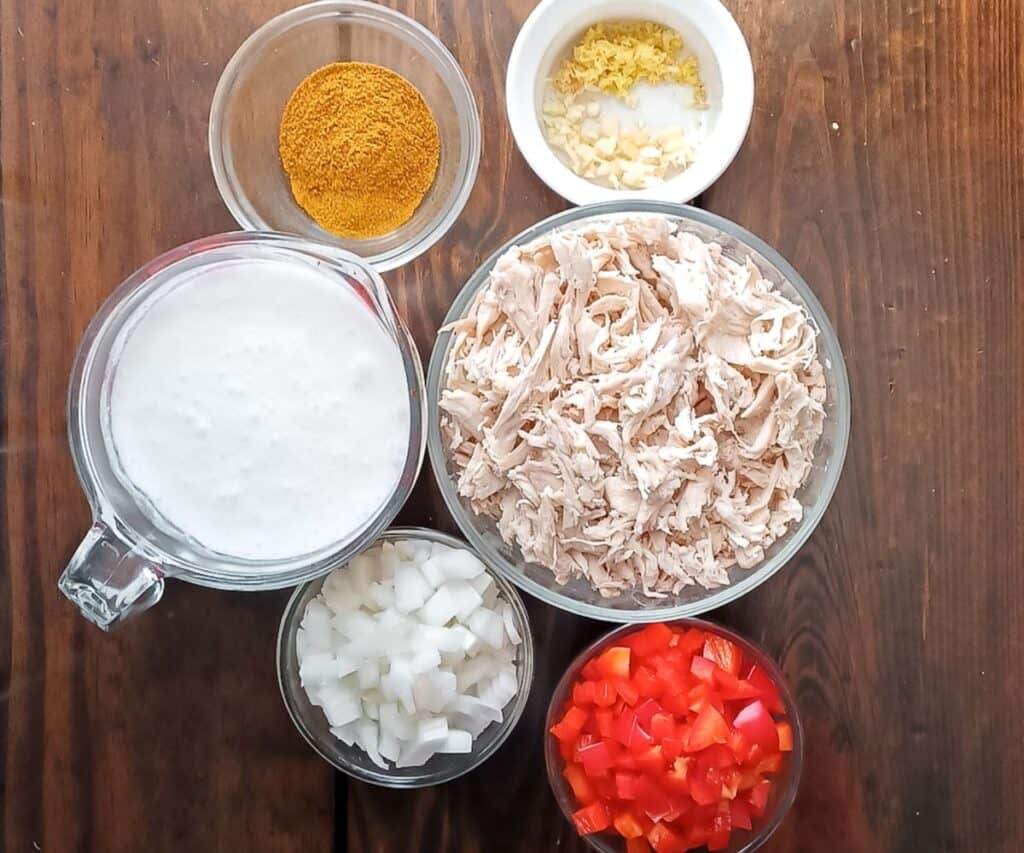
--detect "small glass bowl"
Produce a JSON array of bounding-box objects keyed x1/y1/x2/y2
[
  {"x1": 209, "y1": 1, "x2": 481, "y2": 272},
  {"x1": 277, "y1": 526, "x2": 535, "y2": 788},
  {"x1": 545, "y1": 620, "x2": 803, "y2": 852},
  {"x1": 426, "y1": 201, "x2": 851, "y2": 622}
]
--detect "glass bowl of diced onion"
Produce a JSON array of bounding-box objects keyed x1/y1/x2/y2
[{"x1": 277, "y1": 526, "x2": 535, "y2": 787}]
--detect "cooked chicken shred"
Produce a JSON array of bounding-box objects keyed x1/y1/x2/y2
[{"x1": 440, "y1": 216, "x2": 826, "y2": 598}]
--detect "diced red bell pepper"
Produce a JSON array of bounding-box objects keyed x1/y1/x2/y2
[
  {"x1": 776, "y1": 721, "x2": 794, "y2": 752},
  {"x1": 703, "y1": 635, "x2": 743, "y2": 677},
  {"x1": 615, "y1": 770, "x2": 640, "y2": 800},
  {"x1": 593, "y1": 775, "x2": 616, "y2": 801},
  {"x1": 634, "y1": 698, "x2": 663, "y2": 728},
  {"x1": 577, "y1": 740, "x2": 613, "y2": 777},
  {"x1": 689, "y1": 767, "x2": 723, "y2": 806},
  {"x1": 613, "y1": 811, "x2": 646, "y2": 839},
  {"x1": 720, "y1": 767, "x2": 742, "y2": 800},
  {"x1": 594, "y1": 708, "x2": 615, "y2": 738},
  {"x1": 633, "y1": 665, "x2": 663, "y2": 698},
  {"x1": 733, "y1": 700, "x2": 779, "y2": 752},
  {"x1": 663, "y1": 756, "x2": 694, "y2": 794},
  {"x1": 551, "y1": 705, "x2": 588, "y2": 742},
  {"x1": 629, "y1": 622, "x2": 675, "y2": 655},
  {"x1": 707, "y1": 828, "x2": 731, "y2": 851},
  {"x1": 745, "y1": 664, "x2": 784, "y2": 713},
  {"x1": 573, "y1": 681, "x2": 596, "y2": 706},
  {"x1": 563, "y1": 763, "x2": 597, "y2": 804},
  {"x1": 737, "y1": 769, "x2": 760, "y2": 792},
  {"x1": 616, "y1": 678, "x2": 641, "y2": 706},
  {"x1": 690, "y1": 655, "x2": 716, "y2": 684},
  {"x1": 711, "y1": 665, "x2": 741, "y2": 695},
  {"x1": 719, "y1": 677, "x2": 763, "y2": 702},
  {"x1": 748, "y1": 779, "x2": 772, "y2": 816},
  {"x1": 696, "y1": 743, "x2": 736, "y2": 770},
  {"x1": 687, "y1": 682, "x2": 711, "y2": 713},
  {"x1": 687, "y1": 682, "x2": 724, "y2": 714},
  {"x1": 661, "y1": 736, "x2": 686, "y2": 762},
  {"x1": 575, "y1": 732, "x2": 596, "y2": 752},
  {"x1": 596, "y1": 646, "x2": 631, "y2": 679},
  {"x1": 593, "y1": 680, "x2": 618, "y2": 707},
  {"x1": 572, "y1": 801, "x2": 611, "y2": 835},
  {"x1": 755, "y1": 752, "x2": 783, "y2": 775},
  {"x1": 678, "y1": 627, "x2": 707, "y2": 657},
  {"x1": 613, "y1": 709, "x2": 653, "y2": 750},
  {"x1": 634, "y1": 744, "x2": 666, "y2": 775},
  {"x1": 558, "y1": 623, "x2": 793, "y2": 850},
  {"x1": 661, "y1": 690, "x2": 692, "y2": 717},
  {"x1": 727, "y1": 728, "x2": 751, "y2": 763},
  {"x1": 648, "y1": 711, "x2": 676, "y2": 740},
  {"x1": 635, "y1": 775, "x2": 674, "y2": 822},
  {"x1": 730, "y1": 798, "x2": 753, "y2": 830},
  {"x1": 655, "y1": 659, "x2": 691, "y2": 691},
  {"x1": 743, "y1": 744, "x2": 764, "y2": 768},
  {"x1": 626, "y1": 837, "x2": 651, "y2": 853},
  {"x1": 687, "y1": 704, "x2": 730, "y2": 752},
  {"x1": 648, "y1": 823, "x2": 687, "y2": 853}
]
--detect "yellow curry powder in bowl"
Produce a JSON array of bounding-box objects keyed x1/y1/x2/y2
[{"x1": 279, "y1": 62, "x2": 441, "y2": 240}]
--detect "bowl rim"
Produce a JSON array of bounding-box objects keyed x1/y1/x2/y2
[
  {"x1": 276, "y1": 525, "x2": 536, "y2": 788},
  {"x1": 208, "y1": 0, "x2": 481, "y2": 272},
  {"x1": 426, "y1": 200, "x2": 851, "y2": 622},
  {"x1": 505, "y1": 0, "x2": 755, "y2": 205},
  {"x1": 544, "y1": 618, "x2": 804, "y2": 852}
]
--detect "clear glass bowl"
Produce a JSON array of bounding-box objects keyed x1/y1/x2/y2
[
  {"x1": 545, "y1": 620, "x2": 803, "y2": 852},
  {"x1": 276, "y1": 527, "x2": 535, "y2": 788},
  {"x1": 426, "y1": 201, "x2": 851, "y2": 622},
  {"x1": 209, "y1": 0, "x2": 481, "y2": 272}
]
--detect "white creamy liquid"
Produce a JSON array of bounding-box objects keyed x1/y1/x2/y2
[{"x1": 105, "y1": 257, "x2": 411, "y2": 562}]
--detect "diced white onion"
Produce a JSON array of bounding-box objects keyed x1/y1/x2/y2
[{"x1": 296, "y1": 538, "x2": 524, "y2": 770}]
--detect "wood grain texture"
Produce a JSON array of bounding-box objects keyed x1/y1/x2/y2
[
  {"x1": 0, "y1": 1, "x2": 335, "y2": 851},
  {"x1": 1, "y1": 0, "x2": 1021, "y2": 852}
]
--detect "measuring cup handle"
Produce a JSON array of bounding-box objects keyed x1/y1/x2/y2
[{"x1": 58, "y1": 523, "x2": 164, "y2": 630}]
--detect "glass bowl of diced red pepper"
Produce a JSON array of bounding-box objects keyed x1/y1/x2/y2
[{"x1": 546, "y1": 621, "x2": 802, "y2": 853}]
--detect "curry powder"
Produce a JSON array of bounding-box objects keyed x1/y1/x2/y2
[{"x1": 279, "y1": 62, "x2": 440, "y2": 239}]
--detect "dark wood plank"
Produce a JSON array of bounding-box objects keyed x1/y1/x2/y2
[
  {"x1": 711, "y1": 1, "x2": 1024, "y2": 851},
  {"x1": 3, "y1": 0, "x2": 1023, "y2": 852},
  {"x1": 360, "y1": 0, "x2": 1024, "y2": 852},
  {"x1": 0, "y1": 1, "x2": 335, "y2": 851}
]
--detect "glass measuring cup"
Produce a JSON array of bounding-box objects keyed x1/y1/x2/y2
[{"x1": 59, "y1": 232, "x2": 426, "y2": 630}]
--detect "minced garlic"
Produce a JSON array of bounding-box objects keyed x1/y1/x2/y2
[
  {"x1": 542, "y1": 94, "x2": 695, "y2": 189},
  {"x1": 553, "y1": 21, "x2": 706, "y2": 105}
]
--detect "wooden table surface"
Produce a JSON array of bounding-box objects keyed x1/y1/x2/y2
[{"x1": 2, "y1": 0, "x2": 1021, "y2": 851}]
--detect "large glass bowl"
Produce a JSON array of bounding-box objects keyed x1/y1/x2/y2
[
  {"x1": 426, "y1": 201, "x2": 850, "y2": 622},
  {"x1": 209, "y1": 1, "x2": 480, "y2": 272},
  {"x1": 277, "y1": 527, "x2": 535, "y2": 788},
  {"x1": 545, "y1": 620, "x2": 803, "y2": 852}
]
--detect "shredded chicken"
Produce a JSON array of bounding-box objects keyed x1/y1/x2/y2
[{"x1": 440, "y1": 216, "x2": 826, "y2": 598}]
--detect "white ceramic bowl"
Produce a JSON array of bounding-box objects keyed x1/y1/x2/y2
[{"x1": 506, "y1": 0, "x2": 754, "y2": 205}]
